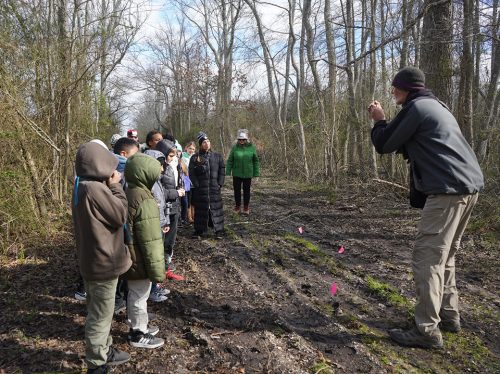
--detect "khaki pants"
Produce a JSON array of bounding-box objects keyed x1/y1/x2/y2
[
  {"x1": 413, "y1": 193, "x2": 478, "y2": 335},
  {"x1": 84, "y1": 278, "x2": 118, "y2": 368},
  {"x1": 127, "y1": 279, "x2": 151, "y2": 333}
]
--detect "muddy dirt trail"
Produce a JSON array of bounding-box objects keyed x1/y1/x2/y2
[{"x1": 0, "y1": 177, "x2": 498, "y2": 373}]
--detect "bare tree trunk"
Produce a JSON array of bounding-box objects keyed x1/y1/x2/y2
[
  {"x1": 477, "y1": 0, "x2": 499, "y2": 162},
  {"x1": 303, "y1": 0, "x2": 324, "y2": 181},
  {"x1": 294, "y1": 0, "x2": 310, "y2": 181},
  {"x1": 420, "y1": 0, "x2": 453, "y2": 104},
  {"x1": 324, "y1": 0, "x2": 338, "y2": 183},
  {"x1": 457, "y1": 0, "x2": 474, "y2": 145},
  {"x1": 368, "y1": 0, "x2": 379, "y2": 178},
  {"x1": 244, "y1": 0, "x2": 292, "y2": 176},
  {"x1": 400, "y1": 0, "x2": 409, "y2": 68},
  {"x1": 342, "y1": 0, "x2": 360, "y2": 173}
]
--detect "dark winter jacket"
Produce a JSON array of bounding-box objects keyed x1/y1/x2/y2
[
  {"x1": 124, "y1": 153, "x2": 165, "y2": 282},
  {"x1": 72, "y1": 142, "x2": 132, "y2": 281},
  {"x1": 189, "y1": 150, "x2": 225, "y2": 233},
  {"x1": 156, "y1": 139, "x2": 182, "y2": 214},
  {"x1": 226, "y1": 142, "x2": 260, "y2": 178},
  {"x1": 161, "y1": 164, "x2": 181, "y2": 213},
  {"x1": 371, "y1": 93, "x2": 483, "y2": 195}
]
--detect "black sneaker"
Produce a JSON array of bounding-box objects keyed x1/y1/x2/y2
[
  {"x1": 215, "y1": 230, "x2": 225, "y2": 240},
  {"x1": 128, "y1": 329, "x2": 164, "y2": 349},
  {"x1": 106, "y1": 346, "x2": 130, "y2": 366},
  {"x1": 87, "y1": 365, "x2": 109, "y2": 374}
]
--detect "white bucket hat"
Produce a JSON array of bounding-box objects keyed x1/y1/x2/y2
[{"x1": 237, "y1": 129, "x2": 249, "y2": 140}]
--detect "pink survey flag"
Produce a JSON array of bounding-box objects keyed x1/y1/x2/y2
[
  {"x1": 298, "y1": 226, "x2": 304, "y2": 234},
  {"x1": 338, "y1": 246, "x2": 345, "y2": 254},
  {"x1": 330, "y1": 282, "x2": 337, "y2": 297}
]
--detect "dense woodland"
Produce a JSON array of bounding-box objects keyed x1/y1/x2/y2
[{"x1": 0, "y1": 0, "x2": 499, "y2": 251}]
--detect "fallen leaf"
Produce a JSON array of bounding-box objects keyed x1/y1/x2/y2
[{"x1": 298, "y1": 226, "x2": 304, "y2": 234}]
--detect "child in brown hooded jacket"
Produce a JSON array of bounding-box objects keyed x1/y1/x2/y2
[{"x1": 72, "y1": 141, "x2": 132, "y2": 374}]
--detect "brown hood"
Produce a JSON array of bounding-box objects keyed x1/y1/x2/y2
[{"x1": 75, "y1": 142, "x2": 118, "y2": 180}]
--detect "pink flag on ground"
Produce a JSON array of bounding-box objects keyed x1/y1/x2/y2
[
  {"x1": 338, "y1": 246, "x2": 345, "y2": 254},
  {"x1": 330, "y1": 282, "x2": 337, "y2": 297},
  {"x1": 298, "y1": 226, "x2": 304, "y2": 234}
]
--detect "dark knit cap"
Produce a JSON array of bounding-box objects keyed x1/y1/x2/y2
[
  {"x1": 156, "y1": 139, "x2": 176, "y2": 157},
  {"x1": 392, "y1": 67, "x2": 425, "y2": 91},
  {"x1": 197, "y1": 131, "x2": 209, "y2": 146}
]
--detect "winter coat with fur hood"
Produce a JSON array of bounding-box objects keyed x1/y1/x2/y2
[{"x1": 72, "y1": 142, "x2": 132, "y2": 281}]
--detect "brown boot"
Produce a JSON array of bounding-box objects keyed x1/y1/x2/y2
[
  {"x1": 242, "y1": 206, "x2": 250, "y2": 215},
  {"x1": 389, "y1": 327, "x2": 443, "y2": 349}
]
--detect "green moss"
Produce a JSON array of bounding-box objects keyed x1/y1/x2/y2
[
  {"x1": 444, "y1": 333, "x2": 499, "y2": 372},
  {"x1": 309, "y1": 360, "x2": 333, "y2": 374},
  {"x1": 0, "y1": 130, "x2": 18, "y2": 139},
  {"x1": 223, "y1": 225, "x2": 240, "y2": 241},
  {"x1": 272, "y1": 326, "x2": 287, "y2": 337},
  {"x1": 283, "y1": 233, "x2": 320, "y2": 253},
  {"x1": 365, "y1": 275, "x2": 412, "y2": 310}
]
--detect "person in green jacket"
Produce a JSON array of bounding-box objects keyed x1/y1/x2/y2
[
  {"x1": 226, "y1": 129, "x2": 260, "y2": 215},
  {"x1": 124, "y1": 153, "x2": 166, "y2": 349}
]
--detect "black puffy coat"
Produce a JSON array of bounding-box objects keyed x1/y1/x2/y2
[
  {"x1": 160, "y1": 164, "x2": 180, "y2": 214},
  {"x1": 189, "y1": 150, "x2": 225, "y2": 233}
]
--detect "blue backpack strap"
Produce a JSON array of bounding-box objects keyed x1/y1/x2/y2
[{"x1": 72, "y1": 176, "x2": 80, "y2": 207}]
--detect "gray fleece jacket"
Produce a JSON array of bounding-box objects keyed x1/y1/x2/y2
[{"x1": 371, "y1": 97, "x2": 483, "y2": 195}]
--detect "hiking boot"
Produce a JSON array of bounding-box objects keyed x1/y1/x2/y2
[
  {"x1": 106, "y1": 346, "x2": 130, "y2": 366},
  {"x1": 166, "y1": 269, "x2": 184, "y2": 281},
  {"x1": 389, "y1": 327, "x2": 443, "y2": 349},
  {"x1": 128, "y1": 329, "x2": 165, "y2": 349},
  {"x1": 234, "y1": 206, "x2": 241, "y2": 214},
  {"x1": 87, "y1": 365, "x2": 109, "y2": 374},
  {"x1": 149, "y1": 290, "x2": 168, "y2": 302},
  {"x1": 440, "y1": 320, "x2": 461, "y2": 333},
  {"x1": 241, "y1": 206, "x2": 250, "y2": 216}
]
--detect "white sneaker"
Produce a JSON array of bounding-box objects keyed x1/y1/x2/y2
[
  {"x1": 156, "y1": 285, "x2": 171, "y2": 296},
  {"x1": 148, "y1": 291, "x2": 167, "y2": 302},
  {"x1": 74, "y1": 291, "x2": 86, "y2": 301}
]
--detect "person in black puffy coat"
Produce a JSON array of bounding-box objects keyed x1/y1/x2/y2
[{"x1": 189, "y1": 132, "x2": 225, "y2": 238}]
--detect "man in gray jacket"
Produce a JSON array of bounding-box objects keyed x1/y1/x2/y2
[{"x1": 368, "y1": 67, "x2": 483, "y2": 349}]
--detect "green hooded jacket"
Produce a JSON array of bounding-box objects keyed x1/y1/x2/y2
[
  {"x1": 225, "y1": 142, "x2": 260, "y2": 178},
  {"x1": 124, "y1": 153, "x2": 165, "y2": 282}
]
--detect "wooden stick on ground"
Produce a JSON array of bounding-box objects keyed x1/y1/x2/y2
[{"x1": 372, "y1": 178, "x2": 408, "y2": 191}]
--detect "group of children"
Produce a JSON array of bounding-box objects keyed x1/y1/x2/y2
[
  {"x1": 72, "y1": 131, "x2": 198, "y2": 374},
  {"x1": 73, "y1": 128, "x2": 260, "y2": 373}
]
